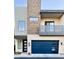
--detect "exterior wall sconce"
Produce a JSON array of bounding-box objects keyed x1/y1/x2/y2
[
  {"x1": 61, "y1": 42, "x2": 63, "y2": 45},
  {"x1": 60, "y1": 41, "x2": 64, "y2": 45},
  {"x1": 28, "y1": 52, "x2": 31, "y2": 55}
]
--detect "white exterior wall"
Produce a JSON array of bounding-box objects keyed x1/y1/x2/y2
[
  {"x1": 27, "y1": 38, "x2": 32, "y2": 54},
  {"x1": 14, "y1": 7, "x2": 27, "y2": 36}
]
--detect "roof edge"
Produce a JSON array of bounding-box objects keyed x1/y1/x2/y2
[{"x1": 40, "y1": 10, "x2": 64, "y2": 13}]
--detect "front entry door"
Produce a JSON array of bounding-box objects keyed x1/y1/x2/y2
[{"x1": 23, "y1": 39, "x2": 27, "y2": 52}]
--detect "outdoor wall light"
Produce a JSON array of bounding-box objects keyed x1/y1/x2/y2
[
  {"x1": 61, "y1": 42, "x2": 63, "y2": 45},
  {"x1": 28, "y1": 52, "x2": 31, "y2": 55}
]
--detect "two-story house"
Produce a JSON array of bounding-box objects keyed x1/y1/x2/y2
[{"x1": 14, "y1": 0, "x2": 64, "y2": 55}]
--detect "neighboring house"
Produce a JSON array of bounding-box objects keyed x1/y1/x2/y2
[{"x1": 14, "y1": 0, "x2": 64, "y2": 55}]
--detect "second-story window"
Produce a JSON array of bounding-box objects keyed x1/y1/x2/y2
[
  {"x1": 18, "y1": 20, "x2": 26, "y2": 32},
  {"x1": 29, "y1": 16, "x2": 38, "y2": 22},
  {"x1": 45, "y1": 21, "x2": 55, "y2": 32}
]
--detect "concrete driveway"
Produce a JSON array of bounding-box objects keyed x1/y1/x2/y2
[{"x1": 14, "y1": 57, "x2": 64, "y2": 59}]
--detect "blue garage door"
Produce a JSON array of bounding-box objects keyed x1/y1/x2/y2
[{"x1": 32, "y1": 40, "x2": 59, "y2": 54}]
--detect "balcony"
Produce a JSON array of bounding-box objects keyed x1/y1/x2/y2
[
  {"x1": 39, "y1": 25, "x2": 64, "y2": 36},
  {"x1": 14, "y1": 28, "x2": 27, "y2": 39}
]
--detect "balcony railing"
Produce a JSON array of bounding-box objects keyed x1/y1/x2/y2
[{"x1": 39, "y1": 25, "x2": 64, "y2": 35}]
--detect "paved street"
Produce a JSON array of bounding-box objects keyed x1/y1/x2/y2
[{"x1": 14, "y1": 57, "x2": 64, "y2": 59}]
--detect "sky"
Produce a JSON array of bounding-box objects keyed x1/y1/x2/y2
[
  {"x1": 14, "y1": 0, "x2": 27, "y2": 7},
  {"x1": 14, "y1": 0, "x2": 64, "y2": 10},
  {"x1": 41, "y1": 0, "x2": 64, "y2": 10}
]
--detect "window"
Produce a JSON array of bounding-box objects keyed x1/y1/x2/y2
[
  {"x1": 29, "y1": 16, "x2": 38, "y2": 22},
  {"x1": 17, "y1": 40, "x2": 21, "y2": 49},
  {"x1": 45, "y1": 21, "x2": 54, "y2": 32},
  {"x1": 18, "y1": 20, "x2": 26, "y2": 32}
]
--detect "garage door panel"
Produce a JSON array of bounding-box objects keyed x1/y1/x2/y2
[{"x1": 32, "y1": 40, "x2": 59, "y2": 54}]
